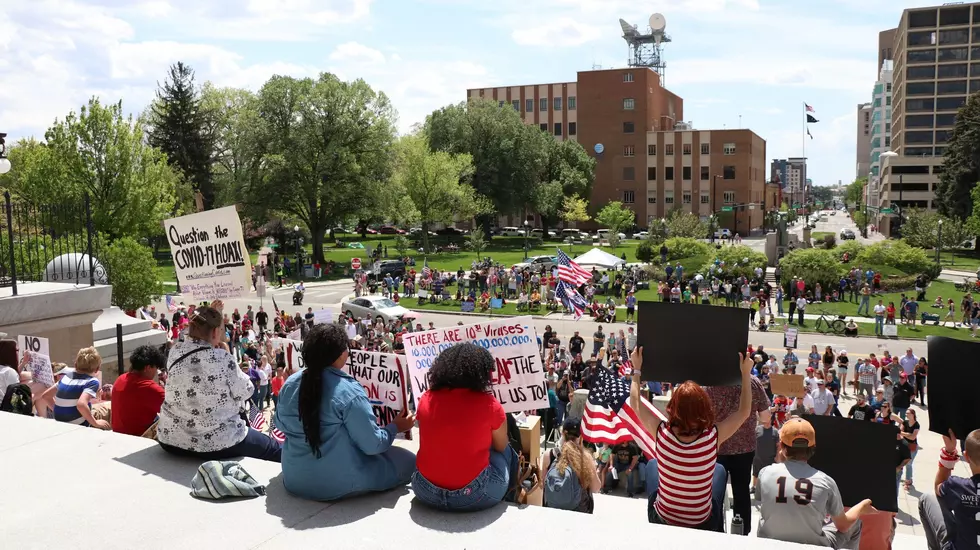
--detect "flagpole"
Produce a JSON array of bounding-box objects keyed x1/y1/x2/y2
[{"x1": 802, "y1": 102, "x2": 807, "y2": 217}]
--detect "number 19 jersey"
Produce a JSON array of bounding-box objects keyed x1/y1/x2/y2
[{"x1": 757, "y1": 460, "x2": 844, "y2": 547}]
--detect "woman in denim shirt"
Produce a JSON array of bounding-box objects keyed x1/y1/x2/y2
[{"x1": 275, "y1": 324, "x2": 416, "y2": 501}]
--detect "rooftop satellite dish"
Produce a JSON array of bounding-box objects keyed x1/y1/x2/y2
[{"x1": 649, "y1": 13, "x2": 666, "y2": 32}]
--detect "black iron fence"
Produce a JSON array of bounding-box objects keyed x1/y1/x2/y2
[{"x1": 1, "y1": 191, "x2": 106, "y2": 296}]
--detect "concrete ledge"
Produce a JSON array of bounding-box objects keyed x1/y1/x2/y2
[{"x1": 0, "y1": 282, "x2": 111, "y2": 327}]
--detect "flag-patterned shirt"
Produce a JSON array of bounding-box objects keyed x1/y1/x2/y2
[{"x1": 653, "y1": 423, "x2": 719, "y2": 527}]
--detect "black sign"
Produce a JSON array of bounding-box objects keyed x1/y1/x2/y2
[
  {"x1": 637, "y1": 301, "x2": 748, "y2": 386},
  {"x1": 804, "y1": 415, "x2": 899, "y2": 513},
  {"x1": 926, "y1": 336, "x2": 980, "y2": 439}
]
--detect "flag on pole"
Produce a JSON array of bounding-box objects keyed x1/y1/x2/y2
[
  {"x1": 272, "y1": 296, "x2": 280, "y2": 315},
  {"x1": 268, "y1": 414, "x2": 286, "y2": 443},
  {"x1": 807, "y1": 128, "x2": 813, "y2": 140},
  {"x1": 248, "y1": 406, "x2": 266, "y2": 432},
  {"x1": 556, "y1": 249, "x2": 591, "y2": 286},
  {"x1": 556, "y1": 280, "x2": 588, "y2": 319},
  {"x1": 806, "y1": 114, "x2": 819, "y2": 124},
  {"x1": 421, "y1": 259, "x2": 431, "y2": 280},
  {"x1": 581, "y1": 366, "x2": 657, "y2": 458},
  {"x1": 166, "y1": 295, "x2": 178, "y2": 313},
  {"x1": 805, "y1": 103, "x2": 814, "y2": 113}
]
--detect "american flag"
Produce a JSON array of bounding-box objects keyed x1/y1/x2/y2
[
  {"x1": 556, "y1": 280, "x2": 587, "y2": 319},
  {"x1": 166, "y1": 295, "x2": 178, "y2": 312},
  {"x1": 805, "y1": 103, "x2": 815, "y2": 113},
  {"x1": 421, "y1": 260, "x2": 431, "y2": 280},
  {"x1": 582, "y1": 366, "x2": 659, "y2": 459},
  {"x1": 248, "y1": 406, "x2": 266, "y2": 431},
  {"x1": 618, "y1": 359, "x2": 633, "y2": 377},
  {"x1": 556, "y1": 249, "x2": 591, "y2": 287},
  {"x1": 268, "y1": 414, "x2": 286, "y2": 443}
]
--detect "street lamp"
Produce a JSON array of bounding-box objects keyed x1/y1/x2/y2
[
  {"x1": 293, "y1": 225, "x2": 303, "y2": 281},
  {"x1": 522, "y1": 219, "x2": 530, "y2": 260},
  {"x1": 0, "y1": 133, "x2": 10, "y2": 175},
  {"x1": 937, "y1": 218, "x2": 943, "y2": 266}
]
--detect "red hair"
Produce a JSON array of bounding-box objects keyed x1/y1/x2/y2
[{"x1": 666, "y1": 381, "x2": 715, "y2": 435}]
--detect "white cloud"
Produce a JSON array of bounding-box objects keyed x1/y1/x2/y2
[
  {"x1": 329, "y1": 42, "x2": 386, "y2": 65},
  {"x1": 669, "y1": 57, "x2": 871, "y2": 93},
  {"x1": 512, "y1": 17, "x2": 605, "y2": 47}
]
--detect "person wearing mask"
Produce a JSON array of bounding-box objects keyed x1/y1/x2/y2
[
  {"x1": 543, "y1": 417, "x2": 601, "y2": 513},
  {"x1": 111, "y1": 345, "x2": 167, "y2": 437},
  {"x1": 920, "y1": 429, "x2": 980, "y2": 550},
  {"x1": 275, "y1": 324, "x2": 415, "y2": 500},
  {"x1": 157, "y1": 302, "x2": 281, "y2": 462},
  {"x1": 630, "y1": 347, "x2": 756, "y2": 532},
  {"x1": 412, "y1": 343, "x2": 518, "y2": 511}
]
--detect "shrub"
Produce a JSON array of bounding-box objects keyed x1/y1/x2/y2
[
  {"x1": 823, "y1": 234, "x2": 837, "y2": 249},
  {"x1": 664, "y1": 237, "x2": 711, "y2": 261},
  {"x1": 700, "y1": 245, "x2": 768, "y2": 281},
  {"x1": 856, "y1": 241, "x2": 931, "y2": 276},
  {"x1": 635, "y1": 240, "x2": 655, "y2": 263},
  {"x1": 777, "y1": 248, "x2": 845, "y2": 290},
  {"x1": 103, "y1": 237, "x2": 164, "y2": 311},
  {"x1": 837, "y1": 240, "x2": 864, "y2": 261},
  {"x1": 877, "y1": 275, "x2": 918, "y2": 292}
]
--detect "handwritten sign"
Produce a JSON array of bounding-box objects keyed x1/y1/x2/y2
[
  {"x1": 19, "y1": 334, "x2": 50, "y2": 360},
  {"x1": 313, "y1": 309, "x2": 335, "y2": 325},
  {"x1": 783, "y1": 327, "x2": 798, "y2": 349},
  {"x1": 402, "y1": 316, "x2": 547, "y2": 414},
  {"x1": 344, "y1": 349, "x2": 411, "y2": 435},
  {"x1": 770, "y1": 373, "x2": 806, "y2": 398},
  {"x1": 270, "y1": 338, "x2": 304, "y2": 371},
  {"x1": 164, "y1": 206, "x2": 252, "y2": 301}
]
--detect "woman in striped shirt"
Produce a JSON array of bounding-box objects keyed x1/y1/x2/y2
[{"x1": 629, "y1": 347, "x2": 755, "y2": 531}]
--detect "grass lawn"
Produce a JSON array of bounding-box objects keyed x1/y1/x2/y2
[
  {"x1": 790, "y1": 319, "x2": 974, "y2": 341},
  {"x1": 408, "y1": 298, "x2": 530, "y2": 317},
  {"x1": 933, "y1": 248, "x2": 980, "y2": 272},
  {"x1": 790, "y1": 280, "x2": 959, "y2": 318}
]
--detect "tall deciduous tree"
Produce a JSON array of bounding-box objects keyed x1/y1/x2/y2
[
  {"x1": 247, "y1": 74, "x2": 396, "y2": 263},
  {"x1": 534, "y1": 139, "x2": 596, "y2": 233},
  {"x1": 201, "y1": 85, "x2": 266, "y2": 220},
  {"x1": 596, "y1": 201, "x2": 635, "y2": 234},
  {"x1": 392, "y1": 133, "x2": 490, "y2": 252},
  {"x1": 147, "y1": 62, "x2": 217, "y2": 209},
  {"x1": 844, "y1": 177, "x2": 866, "y2": 208},
  {"x1": 937, "y1": 93, "x2": 980, "y2": 221},
  {"x1": 665, "y1": 210, "x2": 708, "y2": 239}
]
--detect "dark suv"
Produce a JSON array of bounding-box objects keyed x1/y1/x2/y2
[{"x1": 368, "y1": 260, "x2": 406, "y2": 281}]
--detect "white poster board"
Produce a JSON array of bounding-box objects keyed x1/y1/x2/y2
[
  {"x1": 783, "y1": 327, "x2": 799, "y2": 349},
  {"x1": 164, "y1": 206, "x2": 252, "y2": 301},
  {"x1": 883, "y1": 324, "x2": 898, "y2": 337},
  {"x1": 270, "y1": 338, "x2": 304, "y2": 371},
  {"x1": 402, "y1": 316, "x2": 547, "y2": 413},
  {"x1": 343, "y1": 349, "x2": 411, "y2": 433},
  {"x1": 286, "y1": 328, "x2": 302, "y2": 341},
  {"x1": 313, "y1": 309, "x2": 335, "y2": 325},
  {"x1": 19, "y1": 334, "x2": 50, "y2": 360}
]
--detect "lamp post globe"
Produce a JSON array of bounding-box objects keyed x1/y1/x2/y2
[{"x1": 0, "y1": 158, "x2": 10, "y2": 174}]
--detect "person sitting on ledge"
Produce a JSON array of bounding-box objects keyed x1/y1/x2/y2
[
  {"x1": 42, "y1": 347, "x2": 109, "y2": 430},
  {"x1": 629, "y1": 347, "x2": 754, "y2": 532},
  {"x1": 412, "y1": 343, "x2": 518, "y2": 512},
  {"x1": 157, "y1": 301, "x2": 282, "y2": 462},
  {"x1": 543, "y1": 416, "x2": 601, "y2": 513},
  {"x1": 844, "y1": 319, "x2": 859, "y2": 337},
  {"x1": 920, "y1": 428, "x2": 980, "y2": 550},
  {"x1": 275, "y1": 323, "x2": 416, "y2": 500},
  {"x1": 111, "y1": 345, "x2": 167, "y2": 437}
]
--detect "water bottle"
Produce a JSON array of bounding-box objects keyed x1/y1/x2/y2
[{"x1": 730, "y1": 514, "x2": 744, "y2": 535}]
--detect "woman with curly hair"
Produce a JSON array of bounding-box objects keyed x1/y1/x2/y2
[
  {"x1": 275, "y1": 323, "x2": 416, "y2": 501},
  {"x1": 543, "y1": 416, "x2": 601, "y2": 513},
  {"x1": 629, "y1": 346, "x2": 755, "y2": 531},
  {"x1": 412, "y1": 342, "x2": 517, "y2": 511}
]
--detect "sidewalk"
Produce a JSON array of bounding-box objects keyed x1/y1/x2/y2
[{"x1": 164, "y1": 279, "x2": 353, "y2": 290}]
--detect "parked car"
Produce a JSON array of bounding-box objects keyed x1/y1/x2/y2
[
  {"x1": 408, "y1": 227, "x2": 436, "y2": 237},
  {"x1": 436, "y1": 227, "x2": 465, "y2": 236},
  {"x1": 840, "y1": 229, "x2": 856, "y2": 240},
  {"x1": 498, "y1": 226, "x2": 524, "y2": 237},
  {"x1": 633, "y1": 231, "x2": 649, "y2": 239},
  {"x1": 513, "y1": 255, "x2": 557, "y2": 273},
  {"x1": 342, "y1": 296, "x2": 413, "y2": 324},
  {"x1": 713, "y1": 229, "x2": 732, "y2": 239},
  {"x1": 367, "y1": 259, "x2": 406, "y2": 281},
  {"x1": 529, "y1": 228, "x2": 556, "y2": 239},
  {"x1": 596, "y1": 229, "x2": 626, "y2": 241},
  {"x1": 560, "y1": 229, "x2": 585, "y2": 241},
  {"x1": 379, "y1": 225, "x2": 405, "y2": 235}
]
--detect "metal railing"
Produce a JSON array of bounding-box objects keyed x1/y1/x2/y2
[{"x1": 1, "y1": 191, "x2": 104, "y2": 296}]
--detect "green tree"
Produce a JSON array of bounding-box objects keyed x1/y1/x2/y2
[
  {"x1": 777, "y1": 248, "x2": 845, "y2": 290},
  {"x1": 561, "y1": 195, "x2": 591, "y2": 225},
  {"x1": 937, "y1": 92, "x2": 980, "y2": 220},
  {"x1": 845, "y1": 177, "x2": 866, "y2": 208},
  {"x1": 534, "y1": 139, "x2": 596, "y2": 233},
  {"x1": 200, "y1": 85, "x2": 265, "y2": 216},
  {"x1": 810, "y1": 186, "x2": 834, "y2": 205},
  {"x1": 665, "y1": 210, "x2": 708, "y2": 239},
  {"x1": 147, "y1": 62, "x2": 217, "y2": 210},
  {"x1": 246, "y1": 74, "x2": 397, "y2": 264},
  {"x1": 103, "y1": 237, "x2": 164, "y2": 311},
  {"x1": 901, "y1": 209, "x2": 972, "y2": 250},
  {"x1": 596, "y1": 201, "x2": 635, "y2": 234},
  {"x1": 392, "y1": 133, "x2": 489, "y2": 252},
  {"x1": 392, "y1": 234, "x2": 412, "y2": 258},
  {"x1": 701, "y1": 245, "x2": 768, "y2": 280},
  {"x1": 465, "y1": 227, "x2": 488, "y2": 260}
]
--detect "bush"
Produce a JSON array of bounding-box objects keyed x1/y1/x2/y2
[
  {"x1": 700, "y1": 245, "x2": 768, "y2": 280},
  {"x1": 635, "y1": 240, "x2": 655, "y2": 263},
  {"x1": 823, "y1": 234, "x2": 837, "y2": 249},
  {"x1": 103, "y1": 237, "x2": 164, "y2": 311},
  {"x1": 856, "y1": 241, "x2": 931, "y2": 276},
  {"x1": 877, "y1": 275, "x2": 918, "y2": 292},
  {"x1": 778, "y1": 248, "x2": 845, "y2": 290},
  {"x1": 664, "y1": 237, "x2": 711, "y2": 261},
  {"x1": 837, "y1": 240, "x2": 864, "y2": 260}
]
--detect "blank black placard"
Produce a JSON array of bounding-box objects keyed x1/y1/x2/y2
[
  {"x1": 637, "y1": 301, "x2": 748, "y2": 386},
  {"x1": 804, "y1": 415, "x2": 899, "y2": 513},
  {"x1": 927, "y1": 336, "x2": 980, "y2": 439}
]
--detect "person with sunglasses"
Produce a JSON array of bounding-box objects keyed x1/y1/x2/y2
[{"x1": 874, "y1": 401, "x2": 901, "y2": 427}]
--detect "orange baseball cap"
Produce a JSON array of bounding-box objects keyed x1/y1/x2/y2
[{"x1": 780, "y1": 417, "x2": 816, "y2": 448}]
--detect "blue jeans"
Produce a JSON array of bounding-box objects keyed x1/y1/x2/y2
[
  {"x1": 159, "y1": 427, "x2": 282, "y2": 462},
  {"x1": 904, "y1": 449, "x2": 917, "y2": 482},
  {"x1": 875, "y1": 315, "x2": 884, "y2": 335},
  {"x1": 606, "y1": 458, "x2": 641, "y2": 494},
  {"x1": 858, "y1": 296, "x2": 870, "y2": 316},
  {"x1": 412, "y1": 446, "x2": 517, "y2": 512},
  {"x1": 555, "y1": 400, "x2": 567, "y2": 427},
  {"x1": 895, "y1": 407, "x2": 908, "y2": 420},
  {"x1": 777, "y1": 299, "x2": 784, "y2": 315},
  {"x1": 645, "y1": 459, "x2": 728, "y2": 531}
]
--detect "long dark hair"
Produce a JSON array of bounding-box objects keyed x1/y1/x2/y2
[
  {"x1": 298, "y1": 324, "x2": 349, "y2": 458},
  {"x1": 428, "y1": 343, "x2": 494, "y2": 393}
]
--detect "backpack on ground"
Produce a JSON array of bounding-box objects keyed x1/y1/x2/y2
[
  {"x1": 544, "y1": 462, "x2": 582, "y2": 511},
  {"x1": 1, "y1": 383, "x2": 35, "y2": 416}
]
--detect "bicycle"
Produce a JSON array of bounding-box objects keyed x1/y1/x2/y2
[{"x1": 813, "y1": 310, "x2": 847, "y2": 335}]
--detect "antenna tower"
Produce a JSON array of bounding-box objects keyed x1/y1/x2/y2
[{"x1": 619, "y1": 13, "x2": 671, "y2": 86}]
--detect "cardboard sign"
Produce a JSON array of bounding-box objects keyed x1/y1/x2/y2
[
  {"x1": 164, "y1": 206, "x2": 252, "y2": 301},
  {"x1": 637, "y1": 300, "x2": 749, "y2": 386},
  {"x1": 19, "y1": 335, "x2": 50, "y2": 360},
  {"x1": 783, "y1": 327, "x2": 798, "y2": 349},
  {"x1": 313, "y1": 309, "x2": 335, "y2": 325},
  {"x1": 286, "y1": 328, "x2": 302, "y2": 341},
  {"x1": 402, "y1": 316, "x2": 547, "y2": 414},
  {"x1": 770, "y1": 373, "x2": 805, "y2": 398},
  {"x1": 343, "y1": 349, "x2": 410, "y2": 433},
  {"x1": 270, "y1": 338, "x2": 304, "y2": 371},
  {"x1": 803, "y1": 415, "x2": 899, "y2": 513},
  {"x1": 883, "y1": 324, "x2": 898, "y2": 337},
  {"x1": 927, "y1": 336, "x2": 980, "y2": 439}
]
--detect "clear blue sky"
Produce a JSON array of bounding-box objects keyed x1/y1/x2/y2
[{"x1": 0, "y1": 0, "x2": 949, "y2": 189}]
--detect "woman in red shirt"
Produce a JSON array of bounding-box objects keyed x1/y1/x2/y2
[
  {"x1": 630, "y1": 347, "x2": 754, "y2": 531},
  {"x1": 412, "y1": 343, "x2": 516, "y2": 511},
  {"x1": 270, "y1": 367, "x2": 285, "y2": 409}
]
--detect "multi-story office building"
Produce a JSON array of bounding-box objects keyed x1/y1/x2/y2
[
  {"x1": 468, "y1": 68, "x2": 770, "y2": 232},
  {"x1": 856, "y1": 102, "x2": 873, "y2": 179},
  {"x1": 771, "y1": 158, "x2": 807, "y2": 209},
  {"x1": 867, "y1": 61, "x2": 893, "y2": 214},
  {"x1": 880, "y1": 1, "x2": 980, "y2": 235}
]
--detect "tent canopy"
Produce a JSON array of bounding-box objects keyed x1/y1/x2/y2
[{"x1": 573, "y1": 248, "x2": 626, "y2": 269}]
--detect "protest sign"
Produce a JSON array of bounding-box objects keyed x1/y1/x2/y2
[
  {"x1": 783, "y1": 327, "x2": 798, "y2": 349},
  {"x1": 927, "y1": 336, "x2": 980, "y2": 439},
  {"x1": 271, "y1": 338, "x2": 304, "y2": 371},
  {"x1": 313, "y1": 309, "x2": 335, "y2": 325},
  {"x1": 164, "y1": 206, "x2": 252, "y2": 301},
  {"x1": 770, "y1": 373, "x2": 805, "y2": 398},
  {"x1": 286, "y1": 328, "x2": 302, "y2": 341},
  {"x1": 343, "y1": 349, "x2": 411, "y2": 434},
  {"x1": 402, "y1": 316, "x2": 547, "y2": 413},
  {"x1": 19, "y1": 334, "x2": 50, "y2": 360},
  {"x1": 883, "y1": 324, "x2": 898, "y2": 338},
  {"x1": 345, "y1": 323, "x2": 358, "y2": 340}
]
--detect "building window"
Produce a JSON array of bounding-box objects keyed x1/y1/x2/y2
[
  {"x1": 907, "y1": 49, "x2": 936, "y2": 63},
  {"x1": 569, "y1": 122, "x2": 577, "y2": 136},
  {"x1": 648, "y1": 196, "x2": 657, "y2": 204},
  {"x1": 511, "y1": 100, "x2": 519, "y2": 110},
  {"x1": 723, "y1": 191, "x2": 736, "y2": 204},
  {"x1": 665, "y1": 167, "x2": 674, "y2": 180},
  {"x1": 937, "y1": 80, "x2": 967, "y2": 95},
  {"x1": 723, "y1": 143, "x2": 736, "y2": 155},
  {"x1": 939, "y1": 29, "x2": 970, "y2": 45},
  {"x1": 498, "y1": 100, "x2": 505, "y2": 108},
  {"x1": 623, "y1": 72, "x2": 634, "y2": 82},
  {"x1": 554, "y1": 97, "x2": 562, "y2": 110},
  {"x1": 554, "y1": 123, "x2": 562, "y2": 136},
  {"x1": 908, "y1": 30, "x2": 937, "y2": 46},
  {"x1": 700, "y1": 166, "x2": 710, "y2": 180},
  {"x1": 526, "y1": 99, "x2": 534, "y2": 112},
  {"x1": 937, "y1": 63, "x2": 968, "y2": 79},
  {"x1": 623, "y1": 167, "x2": 635, "y2": 180},
  {"x1": 700, "y1": 193, "x2": 710, "y2": 204},
  {"x1": 665, "y1": 192, "x2": 674, "y2": 204},
  {"x1": 907, "y1": 65, "x2": 936, "y2": 80},
  {"x1": 623, "y1": 121, "x2": 635, "y2": 133},
  {"x1": 665, "y1": 144, "x2": 674, "y2": 155},
  {"x1": 623, "y1": 190, "x2": 635, "y2": 203},
  {"x1": 539, "y1": 123, "x2": 547, "y2": 132},
  {"x1": 936, "y1": 96, "x2": 966, "y2": 110},
  {"x1": 682, "y1": 143, "x2": 692, "y2": 155},
  {"x1": 700, "y1": 143, "x2": 709, "y2": 155},
  {"x1": 568, "y1": 96, "x2": 576, "y2": 110},
  {"x1": 648, "y1": 144, "x2": 656, "y2": 155},
  {"x1": 939, "y1": 47, "x2": 969, "y2": 62},
  {"x1": 624, "y1": 145, "x2": 635, "y2": 157},
  {"x1": 623, "y1": 98, "x2": 635, "y2": 110},
  {"x1": 539, "y1": 98, "x2": 547, "y2": 112},
  {"x1": 723, "y1": 165, "x2": 736, "y2": 179},
  {"x1": 682, "y1": 166, "x2": 692, "y2": 180},
  {"x1": 683, "y1": 191, "x2": 692, "y2": 204}
]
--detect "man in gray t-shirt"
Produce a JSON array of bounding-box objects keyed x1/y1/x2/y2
[{"x1": 757, "y1": 418, "x2": 876, "y2": 549}]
